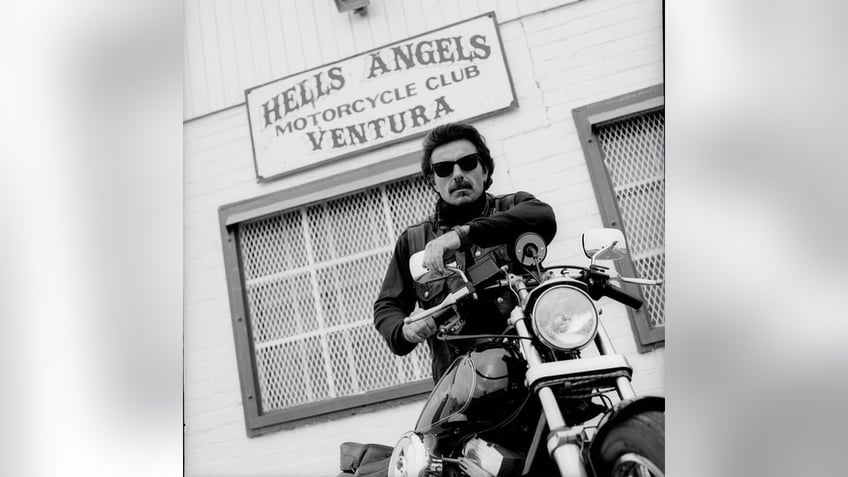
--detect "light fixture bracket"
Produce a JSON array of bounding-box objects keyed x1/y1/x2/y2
[{"x1": 334, "y1": 0, "x2": 369, "y2": 16}]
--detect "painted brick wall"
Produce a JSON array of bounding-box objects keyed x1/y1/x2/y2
[{"x1": 184, "y1": 0, "x2": 663, "y2": 475}]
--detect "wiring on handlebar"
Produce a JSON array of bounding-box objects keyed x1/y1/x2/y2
[
  {"x1": 531, "y1": 257, "x2": 544, "y2": 283},
  {"x1": 477, "y1": 265, "x2": 522, "y2": 306},
  {"x1": 521, "y1": 264, "x2": 542, "y2": 285},
  {"x1": 504, "y1": 279, "x2": 521, "y2": 304},
  {"x1": 598, "y1": 392, "x2": 614, "y2": 410}
]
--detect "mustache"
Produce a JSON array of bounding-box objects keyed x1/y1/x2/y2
[{"x1": 449, "y1": 178, "x2": 473, "y2": 192}]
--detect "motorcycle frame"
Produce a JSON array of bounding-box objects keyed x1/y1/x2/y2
[{"x1": 507, "y1": 275, "x2": 637, "y2": 477}]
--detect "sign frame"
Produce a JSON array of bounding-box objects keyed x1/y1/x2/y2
[{"x1": 244, "y1": 11, "x2": 518, "y2": 183}]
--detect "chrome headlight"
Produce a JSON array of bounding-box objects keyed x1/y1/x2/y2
[
  {"x1": 531, "y1": 285, "x2": 599, "y2": 351},
  {"x1": 388, "y1": 432, "x2": 439, "y2": 477}
]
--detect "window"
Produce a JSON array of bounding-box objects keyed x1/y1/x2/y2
[
  {"x1": 572, "y1": 84, "x2": 665, "y2": 348},
  {"x1": 219, "y1": 155, "x2": 438, "y2": 435}
]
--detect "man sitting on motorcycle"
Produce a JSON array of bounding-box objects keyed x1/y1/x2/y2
[{"x1": 373, "y1": 122, "x2": 557, "y2": 383}]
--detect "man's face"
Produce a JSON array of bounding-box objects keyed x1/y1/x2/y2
[{"x1": 430, "y1": 139, "x2": 489, "y2": 206}]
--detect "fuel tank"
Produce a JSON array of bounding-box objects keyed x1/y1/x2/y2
[{"x1": 415, "y1": 342, "x2": 529, "y2": 434}]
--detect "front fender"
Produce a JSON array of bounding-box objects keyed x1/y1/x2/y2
[{"x1": 587, "y1": 395, "x2": 665, "y2": 471}]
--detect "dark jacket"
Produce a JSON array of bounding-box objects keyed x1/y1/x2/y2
[{"x1": 373, "y1": 191, "x2": 556, "y2": 382}]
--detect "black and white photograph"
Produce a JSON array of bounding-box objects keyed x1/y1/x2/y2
[{"x1": 184, "y1": 1, "x2": 664, "y2": 475}]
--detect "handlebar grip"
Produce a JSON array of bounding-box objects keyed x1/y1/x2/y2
[{"x1": 603, "y1": 282, "x2": 643, "y2": 310}]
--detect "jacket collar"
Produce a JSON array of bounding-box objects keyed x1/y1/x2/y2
[{"x1": 433, "y1": 193, "x2": 491, "y2": 230}]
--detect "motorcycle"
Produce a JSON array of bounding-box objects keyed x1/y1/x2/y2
[{"x1": 341, "y1": 228, "x2": 664, "y2": 477}]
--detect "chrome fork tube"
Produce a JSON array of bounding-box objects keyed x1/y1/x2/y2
[
  {"x1": 595, "y1": 312, "x2": 636, "y2": 400},
  {"x1": 509, "y1": 307, "x2": 565, "y2": 428},
  {"x1": 594, "y1": 319, "x2": 615, "y2": 355},
  {"x1": 508, "y1": 301, "x2": 587, "y2": 477}
]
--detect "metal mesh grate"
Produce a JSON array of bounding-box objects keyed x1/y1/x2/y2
[
  {"x1": 239, "y1": 175, "x2": 436, "y2": 412},
  {"x1": 596, "y1": 109, "x2": 665, "y2": 328}
]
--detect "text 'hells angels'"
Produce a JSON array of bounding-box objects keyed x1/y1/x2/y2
[{"x1": 257, "y1": 34, "x2": 492, "y2": 152}]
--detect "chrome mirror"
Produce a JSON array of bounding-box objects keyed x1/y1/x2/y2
[{"x1": 582, "y1": 228, "x2": 628, "y2": 264}]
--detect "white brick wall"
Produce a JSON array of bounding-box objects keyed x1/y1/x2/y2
[{"x1": 185, "y1": 0, "x2": 664, "y2": 475}]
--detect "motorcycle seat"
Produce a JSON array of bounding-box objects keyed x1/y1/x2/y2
[{"x1": 338, "y1": 441, "x2": 393, "y2": 476}]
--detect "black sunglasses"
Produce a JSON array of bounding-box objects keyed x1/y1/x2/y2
[{"x1": 432, "y1": 153, "x2": 480, "y2": 178}]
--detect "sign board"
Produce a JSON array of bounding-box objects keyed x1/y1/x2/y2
[{"x1": 245, "y1": 13, "x2": 517, "y2": 181}]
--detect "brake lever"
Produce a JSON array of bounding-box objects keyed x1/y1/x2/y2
[
  {"x1": 620, "y1": 276, "x2": 663, "y2": 286},
  {"x1": 601, "y1": 267, "x2": 663, "y2": 286},
  {"x1": 405, "y1": 284, "x2": 474, "y2": 324}
]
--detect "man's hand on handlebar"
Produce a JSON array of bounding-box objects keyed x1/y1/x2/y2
[
  {"x1": 422, "y1": 230, "x2": 462, "y2": 275},
  {"x1": 402, "y1": 315, "x2": 438, "y2": 343}
]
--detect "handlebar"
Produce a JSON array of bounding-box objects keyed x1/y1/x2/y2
[
  {"x1": 599, "y1": 281, "x2": 643, "y2": 310},
  {"x1": 407, "y1": 264, "x2": 652, "y2": 325}
]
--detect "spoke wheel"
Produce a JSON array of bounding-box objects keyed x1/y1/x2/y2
[{"x1": 611, "y1": 452, "x2": 664, "y2": 477}]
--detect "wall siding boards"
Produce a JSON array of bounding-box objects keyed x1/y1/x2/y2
[
  {"x1": 185, "y1": 0, "x2": 663, "y2": 475},
  {"x1": 185, "y1": 0, "x2": 584, "y2": 121}
]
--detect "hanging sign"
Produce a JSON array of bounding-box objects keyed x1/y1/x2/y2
[{"x1": 245, "y1": 12, "x2": 516, "y2": 181}]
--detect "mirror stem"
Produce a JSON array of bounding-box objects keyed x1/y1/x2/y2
[{"x1": 590, "y1": 240, "x2": 618, "y2": 267}]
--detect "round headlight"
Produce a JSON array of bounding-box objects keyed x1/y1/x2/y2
[
  {"x1": 532, "y1": 285, "x2": 599, "y2": 351},
  {"x1": 388, "y1": 432, "x2": 433, "y2": 477}
]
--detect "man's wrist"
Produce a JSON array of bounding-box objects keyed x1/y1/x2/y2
[
  {"x1": 452, "y1": 225, "x2": 471, "y2": 250},
  {"x1": 401, "y1": 322, "x2": 418, "y2": 344}
]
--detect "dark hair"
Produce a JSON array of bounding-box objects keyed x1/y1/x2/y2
[{"x1": 421, "y1": 123, "x2": 494, "y2": 190}]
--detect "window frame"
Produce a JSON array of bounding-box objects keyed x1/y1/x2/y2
[
  {"x1": 218, "y1": 151, "x2": 434, "y2": 436},
  {"x1": 572, "y1": 84, "x2": 665, "y2": 350}
]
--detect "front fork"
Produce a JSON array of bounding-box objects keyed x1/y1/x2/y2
[{"x1": 507, "y1": 278, "x2": 636, "y2": 477}]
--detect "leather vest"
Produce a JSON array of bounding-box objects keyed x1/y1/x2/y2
[{"x1": 405, "y1": 194, "x2": 519, "y2": 332}]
